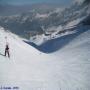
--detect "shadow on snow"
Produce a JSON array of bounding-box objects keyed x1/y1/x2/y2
[{"x1": 0, "y1": 52, "x2": 5, "y2": 57}]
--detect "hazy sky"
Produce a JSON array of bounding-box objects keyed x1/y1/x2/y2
[{"x1": 0, "y1": 0, "x2": 73, "y2": 5}]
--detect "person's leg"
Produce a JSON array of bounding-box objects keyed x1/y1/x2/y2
[{"x1": 7, "y1": 51, "x2": 10, "y2": 58}]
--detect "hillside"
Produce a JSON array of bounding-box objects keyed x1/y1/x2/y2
[
  {"x1": 0, "y1": 0, "x2": 90, "y2": 90},
  {"x1": 0, "y1": 26, "x2": 90, "y2": 90}
]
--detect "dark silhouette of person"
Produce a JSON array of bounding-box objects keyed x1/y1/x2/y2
[{"x1": 5, "y1": 44, "x2": 10, "y2": 58}]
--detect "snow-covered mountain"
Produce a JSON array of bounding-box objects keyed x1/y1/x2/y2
[
  {"x1": 0, "y1": 0, "x2": 89, "y2": 40},
  {"x1": 0, "y1": 23, "x2": 90, "y2": 89},
  {"x1": 29, "y1": 2, "x2": 90, "y2": 45},
  {"x1": 0, "y1": 0, "x2": 90, "y2": 90}
]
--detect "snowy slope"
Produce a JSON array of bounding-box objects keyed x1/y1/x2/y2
[{"x1": 0, "y1": 26, "x2": 90, "y2": 90}]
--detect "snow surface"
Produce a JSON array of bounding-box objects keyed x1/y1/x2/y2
[
  {"x1": 35, "y1": 13, "x2": 49, "y2": 19},
  {"x1": 64, "y1": 17, "x2": 86, "y2": 29},
  {"x1": 0, "y1": 26, "x2": 90, "y2": 90}
]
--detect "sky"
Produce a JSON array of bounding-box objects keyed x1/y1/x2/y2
[{"x1": 0, "y1": 0, "x2": 73, "y2": 5}]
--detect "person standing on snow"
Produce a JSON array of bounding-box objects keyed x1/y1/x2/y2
[
  {"x1": 4, "y1": 36, "x2": 10, "y2": 58},
  {"x1": 5, "y1": 43, "x2": 10, "y2": 58}
]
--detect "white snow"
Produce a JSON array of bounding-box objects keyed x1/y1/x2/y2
[
  {"x1": 0, "y1": 26, "x2": 90, "y2": 90},
  {"x1": 30, "y1": 34, "x2": 47, "y2": 45},
  {"x1": 64, "y1": 17, "x2": 86, "y2": 29},
  {"x1": 35, "y1": 13, "x2": 49, "y2": 19}
]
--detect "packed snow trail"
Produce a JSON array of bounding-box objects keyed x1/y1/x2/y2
[{"x1": 0, "y1": 27, "x2": 90, "y2": 90}]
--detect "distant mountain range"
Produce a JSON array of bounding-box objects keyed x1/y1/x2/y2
[
  {"x1": 0, "y1": 0, "x2": 90, "y2": 39},
  {"x1": 0, "y1": 3, "x2": 62, "y2": 16},
  {"x1": 0, "y1": 3, "x2": 64, "y2": 38}
]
